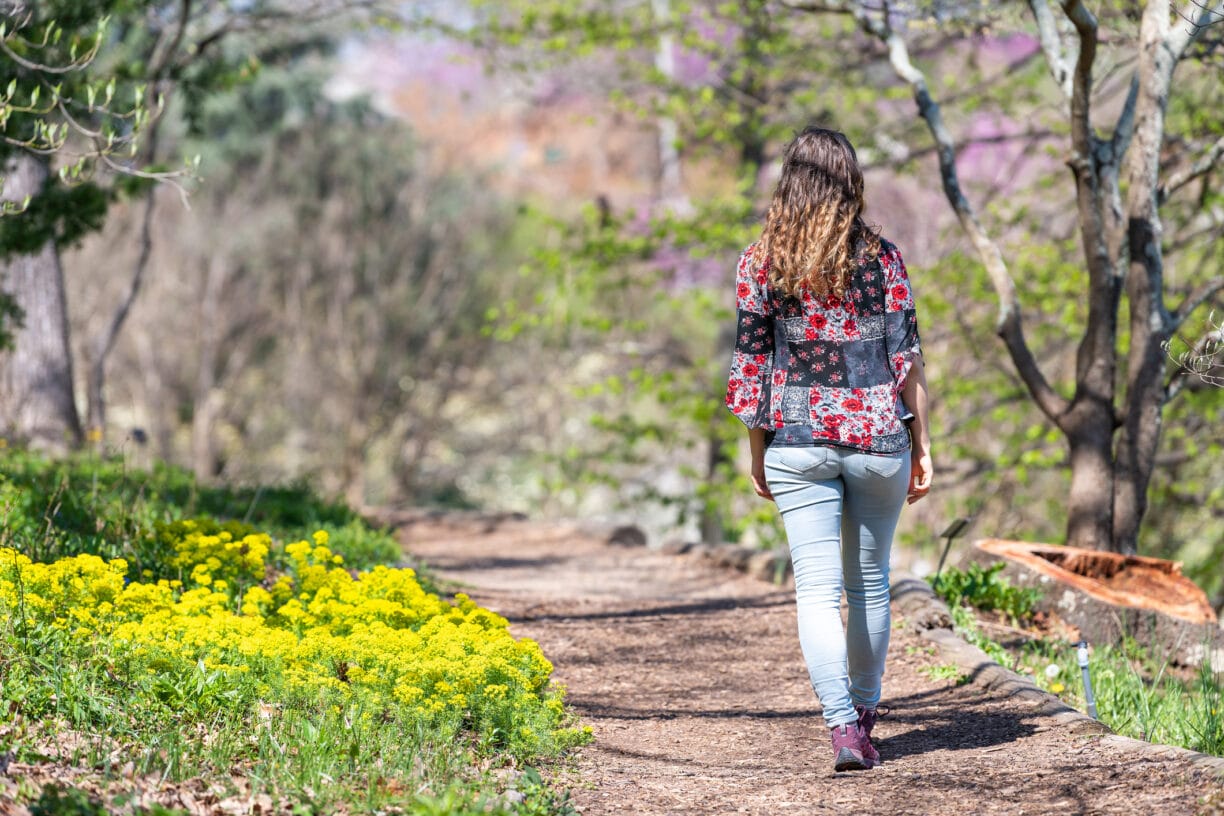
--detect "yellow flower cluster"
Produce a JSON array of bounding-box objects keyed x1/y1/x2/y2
[
  {"x1": 161, "y1": 518, "x2": 270, "y2": 588},
  {"x1": 0, "y1": 525, "x2": 570, "y2": 751}
]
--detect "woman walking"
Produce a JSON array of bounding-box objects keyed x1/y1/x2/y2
[{"x1": 725, "y1": 126, "x2": 931, "y2": 772}]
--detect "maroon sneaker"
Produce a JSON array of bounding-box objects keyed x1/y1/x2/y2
[
  {"x1": 855, "y1": 705, "x2": 887, "y2": 767},
  {"x1": 830, "y1": 723, "x2": 870, "y2": 771}
]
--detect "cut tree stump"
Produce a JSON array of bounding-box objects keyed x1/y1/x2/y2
[{"x1": 971, "y1": 539, "x2": 1223, "y2": 671}]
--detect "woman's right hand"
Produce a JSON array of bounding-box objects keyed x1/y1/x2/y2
[
  {"x1": 748, "y1": 427, "x2": 774, "y2": 501},
  {"x1": 907, "y1": 449, "x2": 932, "y2": 504},
  {"x1": 751, "y1": 460, "x2": 774, "y2": 502}
]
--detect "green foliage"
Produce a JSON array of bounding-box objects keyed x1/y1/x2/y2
[
  {"x1": 930, "y1": 562, "x2": 1042, "y2": 625},
  {"x1": 1018, "y1": 635, "x2": 1224, "y2": 757},
  {"x1": 0, "y1": 4, "x2": 160, "y2": 206},
  {"x1": 0, "y1": 2, "x2": 186, "y2": 349},
  {"x1": 0, "y1": 448, "x2": 585, "y2": 814},
  {"x1": 0, "y1": 449, "x2": 401, "y2": 575},
  {"x1": 943, "y1": 600, "x2": 1224, "y2": 758},
  {"x1": 0, "y1": 178, "x2": 111, "y2": 254},
  {"x1": 918, "y1": 662, "x2": 969, "y2": 685},
  {"x1": 948, "y1": 603, "x2": 1015, "y2": 669}
]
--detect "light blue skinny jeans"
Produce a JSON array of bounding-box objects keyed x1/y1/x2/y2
[{"x1": 764, "y1": 444, "x2": 909, "y2": 728}]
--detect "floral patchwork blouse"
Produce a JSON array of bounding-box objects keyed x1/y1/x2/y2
[{"x1": 725, "y1": 238, "x2": 922, "y2": 454}]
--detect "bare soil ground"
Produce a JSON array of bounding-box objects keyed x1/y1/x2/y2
[{"x1": 396, "y1": 514, "x2": 1224, "y2": 816}]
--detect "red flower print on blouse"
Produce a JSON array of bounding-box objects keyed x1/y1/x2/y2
[{"x1": 727, "y1": 239, "x2": 920, "y2": 452}]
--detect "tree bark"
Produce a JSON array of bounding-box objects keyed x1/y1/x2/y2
[
  {"x1": 1110, "y1": 0, "x2": 1183, "y2": 555},
  {"x1": 1063, "y1": 420, "x2": 1116, "y2": 550},
  {"x1": 0, "y1": 153, "x2": 83, "y2": 450},
  {"x1": 1058, "y1": 0, "x2": 1124, "y2": 551}
]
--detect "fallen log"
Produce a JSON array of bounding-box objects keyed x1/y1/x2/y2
[{"x1": 970, "y1": 539, "x2": 1223, "y2": 671}]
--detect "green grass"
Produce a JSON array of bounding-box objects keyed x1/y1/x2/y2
[
  {"x1": 936, "y1": 576, "x2": 1224, "y2": 758},
  {"x1": 1016, "y1": 635, "x2": 1224, "y2": 755},
  {"x1": 0, "y1": 450, "x2": 584, "y2": 815},
  {"x1": 0, "y1": 450, "x2": 401, "y2": 575}
]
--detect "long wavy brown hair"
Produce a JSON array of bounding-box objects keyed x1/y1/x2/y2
[{"x1": 752, "y1": 127, "x2": 880, "y2": 299}]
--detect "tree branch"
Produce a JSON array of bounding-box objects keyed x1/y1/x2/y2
[
  {"x1": 1060, "y1": 0, "x2": 1098, "y2": 167},
  {"x1": 1159, "y1": 133, "x2": 1224, "y2": 204},
  {"x1": 1028, "y1": 0, "x2": 1073, "y2": 98},
  {"x1": 1169, "y1": 0, "x2": 1224, "y2": 60},
  {"x1": 1109, "y1": 75, "x2": 1138, "y2": 161},
  {"x1": 0, "y1": 27, "x2": 102, "y2": 74},
  {"x1": 1173, "y1": 277, "x2": 1224, "y2": 329},
  {"x1": 1165, "y1": 323, "x2": 1224, "y2": 401},
  {"x1": 790, "y1": 1, "x2": 1070, "y2": 426},
  {"x1": 147, "y1": 0, "x2": 194, "y2": 80}
]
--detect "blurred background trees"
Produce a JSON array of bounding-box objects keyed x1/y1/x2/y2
[{"x1": 3, "y1": 2, "x2": 1222, "y2": 601}]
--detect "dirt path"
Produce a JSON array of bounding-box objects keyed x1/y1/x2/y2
[{"x1": 394, "y1": 514, "x2": 1223, "y2": 816}]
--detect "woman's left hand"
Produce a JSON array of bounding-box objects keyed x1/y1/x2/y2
[{"x1": 907, "y1": 449, "x2": 932, "y2": 504}]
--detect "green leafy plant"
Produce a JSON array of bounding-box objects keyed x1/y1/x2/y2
[{"x1": 930, "y1": 562, "x2": 1042, "y2": 625}]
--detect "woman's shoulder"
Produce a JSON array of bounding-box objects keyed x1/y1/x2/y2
[
  {"x1": 875, "y1": 234, "x2": 901, "y2": 258},
  {"x1": 737, "y1": 242, "x2": 768, "y2": 277}
]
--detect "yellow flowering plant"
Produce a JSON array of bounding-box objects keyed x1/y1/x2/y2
[{"x1": 0, "y1": 523, "x2": 587, "y2": 763}]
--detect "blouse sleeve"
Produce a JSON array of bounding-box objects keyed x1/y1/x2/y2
[
  {"x1": 725, "y1": 248, "x2": 775, "y2": 429},
  {"x1": 881, "y1": 242, "x2": 922, "y2": 388}
]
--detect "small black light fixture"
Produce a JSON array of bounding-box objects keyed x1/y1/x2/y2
[{"x1": 931, "y1": 517, "x2": 971, "y2": 591}]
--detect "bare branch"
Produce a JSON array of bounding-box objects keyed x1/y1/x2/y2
[
  {"x1": 1159, "y1": 134, "x2": 1224, "y2": 204},
  {"x1": 1170, "y1": 0, "x2": 1224, "y2": 60},
  {"x1": 1173, "y1": 277, "x2": 1224, "y2": 329},
  {"x1": 1164, "y1": 315, "x2": 1224, "y2": 401},
  {"x1": 1060, "y1": 0, "x2": 1098, "y2": 166},
  {"x1": 1028, "y1": 0, "x2": 1073, "y2": 98},
  {"x1": 147, "y1": 0, "x2": 194, "y2": 80},
  {"x1": 183, "y1": 0, "x2": 382, "y2": 64}
]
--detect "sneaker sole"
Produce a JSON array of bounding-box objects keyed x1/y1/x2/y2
[{"x1": 833, "y1": 747, "x2": 869, "y2": 772}]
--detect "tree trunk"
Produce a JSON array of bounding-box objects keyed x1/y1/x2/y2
[
  {"x1": 85, "y1": 184, "x2": 158, "y2": 442},
  {"x1": 1111, "y1": 0, "x2": 1182, "y2": 556},
  {"x1": 700, "y1": 421, "x2": 727, "y2": 546},
  {"x1": 192, "y1": 255, "x2": 227, "y2": 481},
  {"x1": 1064, "y1": 420, "x2": 1115, "y2": 551},
  {"x1": 0, "y1": 153, "x2": 83, "y2": 450}
]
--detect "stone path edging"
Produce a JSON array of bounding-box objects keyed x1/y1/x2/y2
[{"x1": 891, "y1": 573, "x2": 1224, "y2": 779}]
